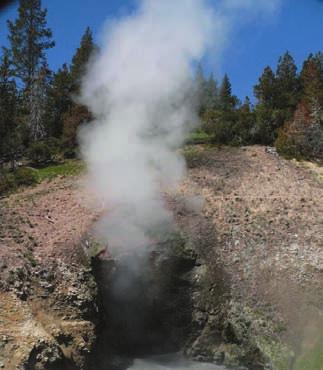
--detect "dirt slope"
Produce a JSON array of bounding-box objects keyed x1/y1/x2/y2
[
  {"x1": 0, "y1": 146, "x2": 322, "y2": 369},
  {"x1": 176, "y1": 145, "x2": 323, "y2": 368},
  {"x1": 0, "y1": 177, "x2": 99, "y2": 369},
  {"x1": 182, "y1": 145, "x2": 322, "y2": 296}
]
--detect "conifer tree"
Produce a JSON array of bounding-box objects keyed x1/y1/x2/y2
[
  {"x1": 254, "y1": 66, "x2": 277, "y2": 108},
  {"x1": 0, "y1": 50, "x2": 20, "y2": 165},
  {"x1": 275, "y1": 51, "x2": 300, "y2": 112},
  {"x1": 46, "y1": 64, "x2": 72, "y2": 138},
  {"x1": 219, "y1": 74, "x2": 237, "y2": 111},
  {"x1": 235, "y1": 96, "x2": 255, "y2": 145},
  {"x1": 6, "y1": 0, "x2": 54, "y2": 91},
  {"x1": 253, "y1": 67, "x2": 279, "y2": 144},
  {"x1": 194, "y1": 63, "x2": 207, "y2": 114},
  {"x1": 70, "y1": 27, "x2": 95, "y2": 91},
  {"x1": 29, "y1": 62, "x2": 52, "y2": 140},
  {"x1": 300, "y1": 53, "x2": 323, "y2": 105},
  {"x1": 205, "y1": 73, "x2": 218, "y2": 110},
  {"x1": 62, "y1": 28, "x2": 95, "y2": 147},
  {"x1": 6, "y1": 0, "x2": 54, "y2": 141}
]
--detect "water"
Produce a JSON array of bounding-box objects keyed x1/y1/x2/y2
[{"x1": 127, "y1": 354, "x2": 227, "y2": 370}]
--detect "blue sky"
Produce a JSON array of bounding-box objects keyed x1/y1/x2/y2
[{"x1": 0, "y1": 0, "x2": 323, "y2": 100}]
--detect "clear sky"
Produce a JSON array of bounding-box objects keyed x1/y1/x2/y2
[{"x1": 0, "y1": 0, "x2": 323, "y2": 100}]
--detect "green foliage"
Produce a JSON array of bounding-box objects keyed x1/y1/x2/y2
[
  {"x1": 219, "y1": 74, "x2": 238, "y2": 111},
  {"x1": 27, "y1": 137, "x2": 62, "y2": 165},
  {"x1": 294, "y1": 334, "x2": 323, "y2": 370},
  {"x1": 0, "y1": 160, "x2": 84, "y2": 195},
  {"x1": 0, "y1": 170, "x2": 16, "y2": 194},
  {"x1": 0, "y1": 167, "x2": 37, "y2": 194},
  {"x1": 14, "y1": 167, "x2": 38, "y2": 186},
  {"x1": 275, "y1": 51, "x2": 300, "y2": 111},
  {"x1": 205, "y1": 74, "x2": 218, "y2": 110},
  {"x1": 254, "y1": 66, "x2": 277, "y2": 107},
  {"x1": 194, "y1": 65, "x2": 219, "y2": 114},
  {"x1": 45, "y1": 63, "x2": 72, "y2": 138},
  {"x1": 300, "y1": 54, "x2": 323, "y2": 105},
  {"x1": 183, "y1": 146, "x2": 210, "y2": 168},
  {"x1": 5, "y1": 0, "x2": 54, "y2": 142},
  {"x1": 35, "y1": 160, "x2": 84, "y2": 182},
  {"x1": 0, "y1": 50, "x2": 21, "y2": 161},
  {"x1": 252, "y1": 104, "x2": 278, "y2": 145},
  {"x1": 63, "y1": 104, "x2": 91, "y2": 147},
  {"x1": 27, "y1": 141, "x2": 52, "y2": 165},
  {"x1": 186, "y1": 130, "x2": 212, "y2": 145},
  {"x1": 70, "y1": 27, "x2": 95, "y2": 92},
  {"x1": 6, "y1": 0, "x2": 54, "y2": 90}
]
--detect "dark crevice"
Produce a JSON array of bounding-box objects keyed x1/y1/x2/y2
[{"x1": 89, "y1": 248, "x2": 196, "y2": 370}]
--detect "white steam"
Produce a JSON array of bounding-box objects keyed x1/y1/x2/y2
[{"x1": 79, "y1": 0, "x2": 281, "y2": 254}]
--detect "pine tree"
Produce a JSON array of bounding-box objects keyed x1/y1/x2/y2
[
  {"x1": 275, "y1": 52, "x2": 300, "y2": 114},
  {"x1": 70, "y1": 27, "x2": 95, "y2": 91},
  {"x1": 234, "y1": 97, "x2": 255, "y2": 145},
  {"x1": 300, "y1": 53, "x2": 323, "y2": 105},
  {"x1": 6, "y1": 0, "x2": 54, "y2": 91},
  {"x1": 46, "y1": 64, "x2": 72, "y2": 138},
  {"x1": 194, "y1": 63, "x2": 207, "y2": 114},
  {"x1": 254, "y1": 66, "x2": 277, "y2": 108},
  {"x1": 62, "y1": 27, "x2": 95, "y2": 147},
  {"x1": 29, "y1": 62, "x2": 52, "y2": 140},
  {"x1": 6, "y1": 0, "x2": 54, "y2": 141},
  {"x1": 219, "y1": 74, "x2": 236, "y2": 111},
  {"x1": 0, "y1": 50, "x2": 20, "y2": 165},
  {"x1": 205, "y1": 73, "x2": 218, "y2": 110}
]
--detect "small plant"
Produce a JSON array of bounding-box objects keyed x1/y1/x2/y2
[
  {"x1": 0, "y1": 171, "x2": 16, "y2": 194},
  {"x1": 27, "y1": 141, "x2": 52, "y2": 165},
  {"x1": 183, "y1": 146, "x2": 209, "y2": 168},
  {"x1": 186, "y1": 131, "x2": 212, "y2": 145},
  {"x1": 27, "y1": 138, "x2": 62, "y2": 166},
  {"x1": 14, "y1": 167, "x2": 38, "y2": 186}
]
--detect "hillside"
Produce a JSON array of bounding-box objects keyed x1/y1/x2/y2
[
  {"x1": 0, "y1": 146, "x2": 322, "y2": 369},
  {"x1": 178, "y1": 146, "x2": 323, "y2": 369}
]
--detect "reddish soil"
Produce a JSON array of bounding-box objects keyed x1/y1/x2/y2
[{"x1": 0, "y1": 176, "x2": 99, "y2": 274}]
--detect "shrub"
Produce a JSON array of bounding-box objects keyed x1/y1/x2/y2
[
  {"x1": 275, "y1": 102, "x2": 323, "y2": 160},
  {"x1": 186, "y1": 131, "x2": 212, "y2": 145},
  {"x1": 0, "y1": 171, "x2": 16, "y2": 194},
  {"x1": 14, "y1": 167, "x2": 38, "y2": 186},
  {"x1": 183, "y1": 146, "x2": 210, "y2": 168},
  {"x1": 27, "y1": 141, "x2": 51, "y2": 165}
]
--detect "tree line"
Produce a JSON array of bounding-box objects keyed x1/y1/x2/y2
[
  {"x1": 196, "y1": 52, "x2": 323, "y2": 160},
  {"x1": 0, "y1": 0, "x2": 95, "y2": 171},
  {"x1": 1, "y1": 0, "x2": 322, "y2": 185}
]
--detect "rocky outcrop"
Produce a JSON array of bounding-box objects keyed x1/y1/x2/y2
[
  {"x1": 0, "y1": 177, "x2": 99, "y2": 369},
  {"x1": 0, "y1": 260, "x2": 98, "y2": 370}
]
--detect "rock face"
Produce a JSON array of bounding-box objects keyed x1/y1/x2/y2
[
  {"x1": 0, "y1": 263, "x2": 98, "y2": 370},
  {"x1": 175, "y1": 145, "x2": 323, "y2": 370},
  {"x1": 0, "y1": 178, "x2": 99, "y2": 369}
]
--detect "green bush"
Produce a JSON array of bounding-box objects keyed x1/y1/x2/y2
[
  {"x1": 14, "y1": 167, "x2": 38, "y2": 186},
  {"x1": 27, "y1": 141, "x2": 52, "y2": 165},
  {"x1": 183, "y1": 146, "x2": 210, "y2": 168},
  {"x1": 0, "y1": 171, "x2": 16, "y2": 194},
  {"x1": 186, "y1": 131, "x2": 212, "y2": 145},
  {"x1": 0, "y1": 167, "x2": 38, "y2": 195}
]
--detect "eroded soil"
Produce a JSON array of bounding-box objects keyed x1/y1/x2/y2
[{"x1": 0, "y1": 146, "x2": 322, "y2": 369}]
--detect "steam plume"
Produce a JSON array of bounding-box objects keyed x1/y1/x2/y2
[{"x1": 79, "y1": 0, "x2": 281, "y2": 255}]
